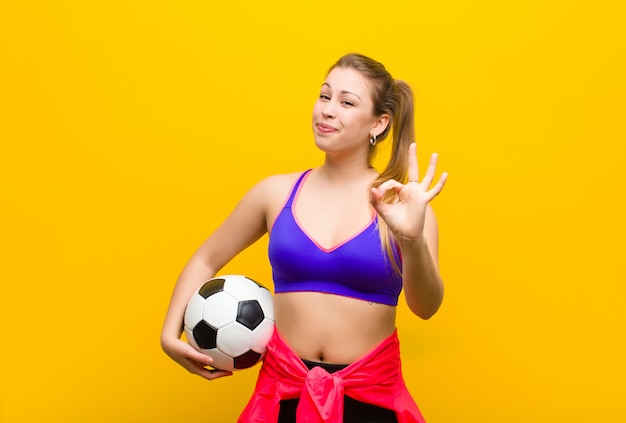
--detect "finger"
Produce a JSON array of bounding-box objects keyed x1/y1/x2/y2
[
  {"x1": 371, "y1": 180, "x2": 404, "y2": 206},
  {"x1": 376, "y1": 179, "x2": 404, "y2": 194},
  {"x1": 205, "y1": 369, "x2": 234, "y2": 380},
  {"x1": 185, "y1": 355, "x2": 233, "y2": 380},
  {"x1": 187, "y1": 348, "x2": 215, "y2": 367},
  {"x1": 424, "y1": 172, "x2": 448, "y2": 201},
  {"x1": 193, "y1": 362, "x2": 234, "y2": 381},
  {"x1": 370, "y1": 186, "x2": 382, "y2": 204},
  {"x1": 369, "y1": 187, "x2": 389, "y2": 215},
  {"x1": 407, "y1": 143, "x2": 418, "y2": 183},
  {"x1": 370, "y1": 181, "x2": 402, "y2": 213},
  {"x1": 420, "y1": 153, "x2": 439, "y2": 188}
]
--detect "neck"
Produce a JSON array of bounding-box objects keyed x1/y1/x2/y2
[{"x1": 318, "y1": 154, "x2": 378, "y2": 182}]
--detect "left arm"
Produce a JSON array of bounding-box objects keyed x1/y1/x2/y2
[
  {"x1": 370, "y1": 143, "x2": 447, "y2": 320},
  {"x1": 398, "y1": 205, "x2": 444, "y2": 319}
]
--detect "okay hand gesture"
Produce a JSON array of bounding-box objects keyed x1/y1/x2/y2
[{"x1": 369, "y1": 143, "x2": 447, "y2": 244}]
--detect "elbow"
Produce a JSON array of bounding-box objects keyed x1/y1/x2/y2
[
  {"x1": 411, "y1": 304, "x2": 440, "y2": 320},
  {"x1": 408, "y1": 289, "x2": 444, "y2": 320}
]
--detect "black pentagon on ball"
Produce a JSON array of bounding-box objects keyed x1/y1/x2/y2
[
  {"x1": 236, "y1": 300, "x2": 264, "y2": 330},
  {"x1": 192, "y1": 321, "x2": 218, "y2": 349},
  {"x1": 198, "y1": 278, "x2": 226, "y2": 299},
  {"x1": 234, "y1": 350, "x2": 263, "y2": 369}
]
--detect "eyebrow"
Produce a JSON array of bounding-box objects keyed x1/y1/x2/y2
[{"x1": 321, "y1": 83, "x2": 362, "y2": 100}]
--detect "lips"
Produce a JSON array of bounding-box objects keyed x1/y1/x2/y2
[{"x1": 316, "y1": 123, "x2": 338, "y2": 133}]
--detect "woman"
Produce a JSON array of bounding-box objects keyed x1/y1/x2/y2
[{"x1": 161, "y1": 53, "x2": 447, "y2": 423}]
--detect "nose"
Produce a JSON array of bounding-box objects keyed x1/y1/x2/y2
[{"x1": 322, "y1": 100, "x2": 336, "y2": 119}]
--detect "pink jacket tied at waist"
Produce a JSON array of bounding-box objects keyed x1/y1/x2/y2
[{"x1": 238, "y1": 329, "x2": 426, "y2": 423}]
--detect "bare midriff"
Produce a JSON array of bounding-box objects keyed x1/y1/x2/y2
[{"x1": 274, "y1": 291, "x2": 397, "y2": 364}]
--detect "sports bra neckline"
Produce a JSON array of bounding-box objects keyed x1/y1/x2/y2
[{"x1": 288, "y1": 169, "x2": 378, "y2": 253}]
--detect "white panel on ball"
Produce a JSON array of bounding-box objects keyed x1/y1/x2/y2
[
  {"x1": 183, "y1": 293, "x2": 206, "y2": 329},
  {"x1": 185, "y1": 328, "x2": 200, "y2": 351},
  {"x1": 205, "y1": 348, "x2": 235, "y2": 372},
  {"x1": 224, "y1": 275, "x2": 260, "y2": 301},
  {"x1": 250, "y1": 319, "x2": 275, "y2": 352},
  {"x1": 256, "y1": 287, "x2": 275, "y2": 321},
  {"x1": 202, "y1": 292, "x2": 239, "y2": 328},
  {"x1": 217, "y1": 322, "x2": 254, "y2": 357}
]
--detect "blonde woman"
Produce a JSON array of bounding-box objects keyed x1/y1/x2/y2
[{"x1": 161, "y1": 53, "x2": 447, "y2": 423}]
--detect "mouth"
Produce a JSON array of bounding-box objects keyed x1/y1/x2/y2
[{"x1": 316, "y1": 123, "x2": 338, "y2": 133}]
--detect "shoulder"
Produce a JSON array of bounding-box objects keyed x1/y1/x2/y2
[
  {"x1": 241, "y1": 171, "x2": 311, "y2": 225},
  {"x1": 217, "y1": 171, "x2": 310, "y2": 231},
  {"x1": 244, "y1": 170, "x2": 311, "y2": 206},
  {"x1": 250, "y1": 171, "x2": 310, "y2": 196}
]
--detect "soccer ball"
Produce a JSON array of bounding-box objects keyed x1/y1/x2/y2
[{"x1": 183, "y1": 275, "x2": 274, "y2": 371}]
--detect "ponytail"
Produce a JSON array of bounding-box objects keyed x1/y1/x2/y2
[
  {"x1": 329, "y1": 54, "x2": 417, "y2": 274},
  {"x1": 373, "y1": 80, "x2": 415, "y2": 187},
  {"x1": 371, "y1": 80, "x2": 416, "y2": 274}
]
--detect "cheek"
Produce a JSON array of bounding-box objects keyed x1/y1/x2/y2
[
  {"x1": 312, "y1": 101, "x2": 323, "y2": 117},
  {"x1": 351, "y1": 112, "x2": 375, "y2": 132},
  {"x1": 356, "y1": 116, "x2": 378, "y2": 140}
]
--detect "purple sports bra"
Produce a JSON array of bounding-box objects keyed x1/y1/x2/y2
[{"x1": 268, "y1": 170, "x2": 403, "y2": 306}]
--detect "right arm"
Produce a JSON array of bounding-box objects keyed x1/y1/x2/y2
[{"x1": 160, "y1": 177, "x2": 274, "y2": 380}]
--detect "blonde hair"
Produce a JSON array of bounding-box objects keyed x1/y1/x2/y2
[{"x1": 329, "y1": 53, "x2": 416, "y2": 274}]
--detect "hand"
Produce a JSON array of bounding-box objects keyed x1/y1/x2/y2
[
  {"x1": 370, "y1": 143, "x2": 447, "y2": 244},
  {"x1": 161, "y1": 336, "x2": 233, "y2": 380}
]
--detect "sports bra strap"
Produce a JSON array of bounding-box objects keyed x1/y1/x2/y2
[{"x1": 284, "y1": 169, "x2": 312, "y2": 209}]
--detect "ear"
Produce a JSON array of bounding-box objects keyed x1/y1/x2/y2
[{"x1": 372, "y1": 114, "x2": 390, "y2": 137}]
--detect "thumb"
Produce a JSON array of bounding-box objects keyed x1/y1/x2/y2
[
  {"x1": 187, "y1": 345, "x2": 214, "y2": 366},
  {"x1": 369, "y1": 187, "x2": 387, "y2": 214}
]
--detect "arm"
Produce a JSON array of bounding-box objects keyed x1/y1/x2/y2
[
  {"x1": 160, "y1": 178, "x2": 272, "y2": 380},
  {"x1": 398, "y1": 205, "x2": 444, "y2": 319},
  {"x1": 370, "y1": 143, "x2": 447, "y2": 320}
]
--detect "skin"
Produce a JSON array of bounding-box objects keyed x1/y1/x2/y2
[{"x1": 160, "y1": 66, "x2": 447, "y2": 380}]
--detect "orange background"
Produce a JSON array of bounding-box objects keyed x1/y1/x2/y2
[{"x1": 1, "y1": 1, "x2": 625, "y2": 422}]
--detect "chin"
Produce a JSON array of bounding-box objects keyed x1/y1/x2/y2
[
  {"x1": 313, "y1": 134, "x2": 339, "y2": 152},
  {"x1": 313, "y1": 139, "x2": 329, "y2": 153}
]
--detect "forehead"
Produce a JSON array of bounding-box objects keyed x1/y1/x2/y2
[{"x1": 323, "y1": 67, "x2": 372, "y2": 97}]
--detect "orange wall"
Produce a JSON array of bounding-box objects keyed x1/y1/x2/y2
[{"x1": 1, "y1": 1, "x2": 625, "y2": 422}]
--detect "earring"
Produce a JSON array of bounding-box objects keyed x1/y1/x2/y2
[{"x1": 369, "y1": 134, "x2": 377, "y2": 146}]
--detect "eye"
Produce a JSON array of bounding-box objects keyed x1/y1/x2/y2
[
  {"x1": 341, "y1": 100, "x2": 355, "y2": 107},
  {"x1": 319, "y1": 94, "x2": 330, "y2": 101}
]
